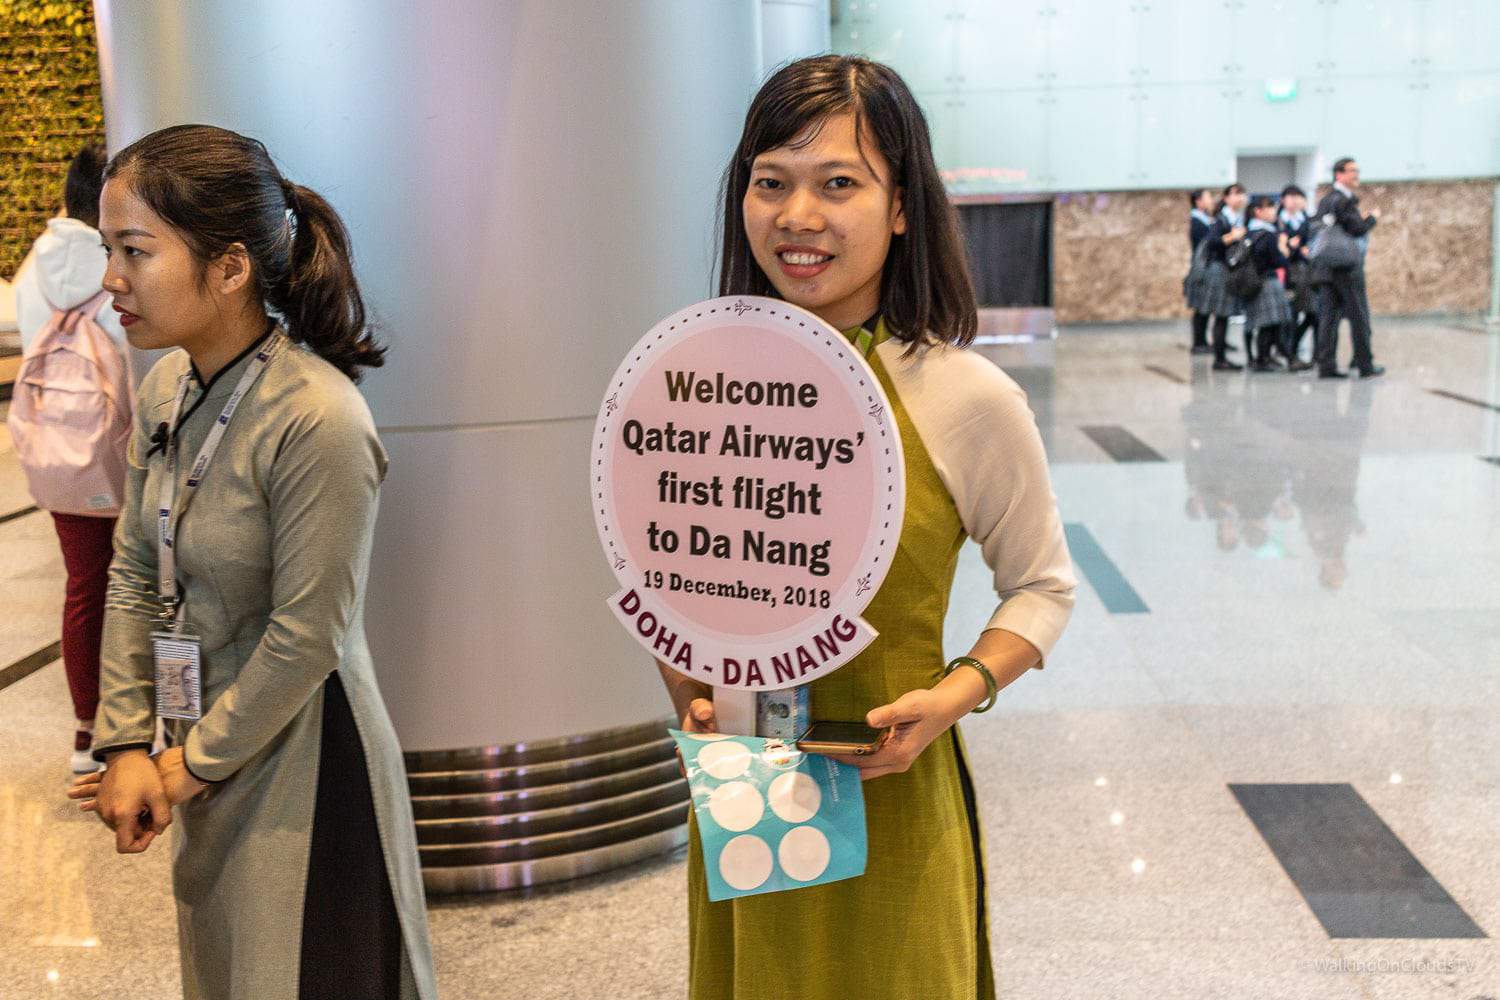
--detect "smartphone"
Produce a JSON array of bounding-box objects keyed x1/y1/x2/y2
[{"x1": 796, "y1": 721, "x2": 890, "y2": 756}]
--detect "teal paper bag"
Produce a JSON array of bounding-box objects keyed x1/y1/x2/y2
[{"x1": 670, "y1": 730, "x2": 867, "y2": 901}]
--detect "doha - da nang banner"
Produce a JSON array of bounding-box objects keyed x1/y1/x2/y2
[{"x1": 593, "y1": 296, "x2": 905, "y2": 692}]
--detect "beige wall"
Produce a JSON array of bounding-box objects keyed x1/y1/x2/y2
[
  {"x1": 1053, "y1": 190, "x2": 1185, "y2": 325},
  {"x1": 1050, "y1": 180, "x2": 1495, "y2": 324},
  {"x1": 1356, "y1": 180, "x2": 1494, "y2": 317}
]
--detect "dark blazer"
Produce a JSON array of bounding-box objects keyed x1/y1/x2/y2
[
  {"x1": 1190, "y1": 214, "x2": 1213, "y2": 251},
  {"x1": 1205, "y1": 218, "x2": 1236, "y2": 264},
  {"x1": 1315, "y1": 187, "x2": 1377, "y2": 238},
  {"x1": 1279, "y1": 213, "x2": 1311, "y2": 260},
  {"x1": 1249, "y1": 228, "x2": 1289, "y2": 272}
]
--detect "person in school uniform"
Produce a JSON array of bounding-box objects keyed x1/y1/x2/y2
[
  {"x1": 1185, "y1": 183, "x2": 1248, "y2": 370},
  {"x1": 1278, "y1": 185, "x2": 1316, "y2": 372},
  {"x1": 1241, "y1": 195, "x2": 1294, "y2": 372},
  {"x1": 1184, "y1": 188, "x2": 1217, "y2": 355}
]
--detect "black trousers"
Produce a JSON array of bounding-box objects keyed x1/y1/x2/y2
[
  {"x1": 1285, "y1": 309, "x2": 1318, "y2": 359},
  {"x1": 1253, "y1": 324, "x2": 1285, "y2": 364},
  {"x1": 1191, "y1": 311, "x2": 1210, "y2": 348},
  {"x1": 1314, "y1": 271, "x2": 1375, "y2": 373},
  {"x1": 299, "y1": 674, "x2": 404, "y2": 999},
  {"x1": 1211, "y1": 315, "x2": 1231, "y2": 361}
]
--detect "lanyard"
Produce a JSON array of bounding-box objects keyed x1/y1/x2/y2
[{"x1": 156, "y1": 333, "x2": 283, "y2": 626}]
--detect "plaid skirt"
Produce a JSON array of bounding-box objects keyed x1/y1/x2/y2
[
  {"x1": 1183, "y1": 256, "x2": 1210, "y2": 309},
  {"x1": 1242, "y1": 275, "x2": 1293, "y2": 330},
  {"x1": 1187, "y1": 261, "x2": 1239, "y2": 317}
]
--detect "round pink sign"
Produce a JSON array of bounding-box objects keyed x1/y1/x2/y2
[{"x1": 593, "y1": 296, "x2": 905, "y2": 691}]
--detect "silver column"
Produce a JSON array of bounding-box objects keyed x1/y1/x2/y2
[{"x1": 95, "y1": 0, "x2": 759, "y2": 890}]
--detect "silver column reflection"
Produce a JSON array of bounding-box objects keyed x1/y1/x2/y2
[{"x1": 94, "y1": 2, "x2": 760, "y2": 751}]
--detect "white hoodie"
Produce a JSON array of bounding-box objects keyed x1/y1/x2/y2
[{"x1": 14, "y1": 217, "x2": 127, "y2": 352}]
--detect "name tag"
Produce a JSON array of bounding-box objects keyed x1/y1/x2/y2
[{"x1": 152, "y1": 628, "x2": 203, "y2": 721}]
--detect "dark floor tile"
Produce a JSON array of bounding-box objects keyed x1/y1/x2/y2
[
  {"x1": 1080, "y1": 425, "x2": 1166, "y2": 462},
  {"x1": 1229, "y1": 782, "x2": 1487, "y2": 939},
  {"x1": 1063, "y1": 523, "x2": 1149, "y2": 614}
]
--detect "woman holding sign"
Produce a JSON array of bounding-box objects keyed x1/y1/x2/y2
[
  {"x1": 66, "y1": 126, "x2": 436, "y2": 1000},
  {"x1": 658, "y1": 57, "x2": 1076, "y2": 999}
]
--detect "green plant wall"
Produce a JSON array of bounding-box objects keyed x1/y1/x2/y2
[{"x1": 1, "y1": 0, "x2": 104, "y2": 279}]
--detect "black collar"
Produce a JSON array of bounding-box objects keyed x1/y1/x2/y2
[
  {"x1": 147, "y1": 325, "x2": 276, "y2": 459},
  {"x1": 188, "y1": 323, "x2": 276, "y2": 388}
]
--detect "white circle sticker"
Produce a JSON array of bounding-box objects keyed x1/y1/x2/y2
[
  {"x1": 767, "y1": 771, "x2": 821, "y2": 824},
  {"x1": 697, "y1": 740, "x2": 752, "y2": 780},
  {"x1": 708, "y1": 781, "x2": 765, "y2": 832},
  {"x1": 720, "y1": 834, "x2": 774, "y2": 891},
  {"x1": 778, "y1": 825, "x2": 832, "y2": 882}
]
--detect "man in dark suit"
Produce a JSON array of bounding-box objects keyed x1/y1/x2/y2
[{"x1": 1311, "y1": 158, "x2": 1383, "y2": 378}]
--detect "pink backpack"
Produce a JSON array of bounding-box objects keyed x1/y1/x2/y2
[{"x1": 7, "y1": 290, "x2": 134, "y2": 517}]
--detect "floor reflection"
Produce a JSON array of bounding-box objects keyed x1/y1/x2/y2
[{"x1": 1183, "y1": 365, "x2": 1373, "y2": 588}]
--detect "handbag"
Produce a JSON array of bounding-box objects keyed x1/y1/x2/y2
[
  {"x1": 1307, "y1": 213, "x2": 1361, "y2": 271},
  {"x1": 1225, "y1": 238, "x2": 1262, "y2": 299}
]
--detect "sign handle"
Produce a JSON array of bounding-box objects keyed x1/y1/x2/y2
[{"x1": 712, "y1": 686, "x2": 758, "y2": 737}]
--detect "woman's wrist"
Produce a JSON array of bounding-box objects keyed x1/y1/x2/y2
[
  {"x1": 102, "y1": 746, "x2": 152, "y2": 764},
  {"x1": 932, "y1": 662, "x2": 989, "y2": 724},
  {"x1": 173, "y1": 745, "x2": 216, "y2": 788}
]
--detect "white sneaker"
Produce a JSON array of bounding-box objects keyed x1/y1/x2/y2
[{"x1": 71, "y1": 729, "x2": 101, "y2": 774}]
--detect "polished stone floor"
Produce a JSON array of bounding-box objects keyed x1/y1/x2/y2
[{"x1": 1, "y1": 318, "x2": 1496, "y2": 998}]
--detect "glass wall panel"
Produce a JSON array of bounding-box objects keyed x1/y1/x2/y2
[{"x1": 1049, "y1": 88, "x2": 1137, "y2": 191}]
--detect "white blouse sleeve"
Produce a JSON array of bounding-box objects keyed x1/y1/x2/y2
[{"x1": 878, "y1": 340, "x2": 1076, "y2": 665}]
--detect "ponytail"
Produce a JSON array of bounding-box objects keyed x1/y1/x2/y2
[
  {"x1": 105, "y1": 124, "x2": 385, "y2": 382},
  {"x1": 1217, "y1": 182, "x2": 1246, "y2": 220},
  {"x1": 274, "y1": 180, "x2": 385, "y2": 380}
]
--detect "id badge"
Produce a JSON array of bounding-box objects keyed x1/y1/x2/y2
[{"x1": 152, "y1": 628, "x2": 203, "y2": 721}]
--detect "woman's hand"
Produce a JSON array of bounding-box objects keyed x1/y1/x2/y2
[
  {"x1": 153, "y1": 746, "x2": 210, "y2": 806},
  {"x1": 825, "y1": 687, "x2": 965, "y2": 782},
  {"x1": 681, "y1": 698, "x2": 717, "y2": 735},
  {"x1": 675, "y1": 698, "x2": 718, "y2": 777},
  {"x1": 70, "y1": 749, "x2": 209, "y2": 840},
  {"x1": 820, "y1": 632, "x2": 1042, "y2": 782},
  {"x1": 67, "y1": 768, "x2": 103, "y2": 812},
  {"x1": 74, "y1": 749, "x2": 171, "y2": 854}
]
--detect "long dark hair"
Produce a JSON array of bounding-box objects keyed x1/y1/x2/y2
[
  {"x1": 105, "y1": 124, "x2": 384, "y2": 381},
  {"x1": 1214, "y1": 182, "x2": 1246, "y2": 218},
  {"x1": 718, "y1": 56, "x2": 976, "y2": 348}
]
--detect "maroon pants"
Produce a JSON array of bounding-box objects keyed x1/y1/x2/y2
[{"x1": 50, "y1": 512, "x2": 116, "y2": 722}]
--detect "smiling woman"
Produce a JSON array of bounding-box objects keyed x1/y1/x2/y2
[
  {"x1": 663, "y1": 56, "x2": 1077, "y2": 1000},
  {"x1": 718, "y1": 57, "x2": 976, "y2": 348}
]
